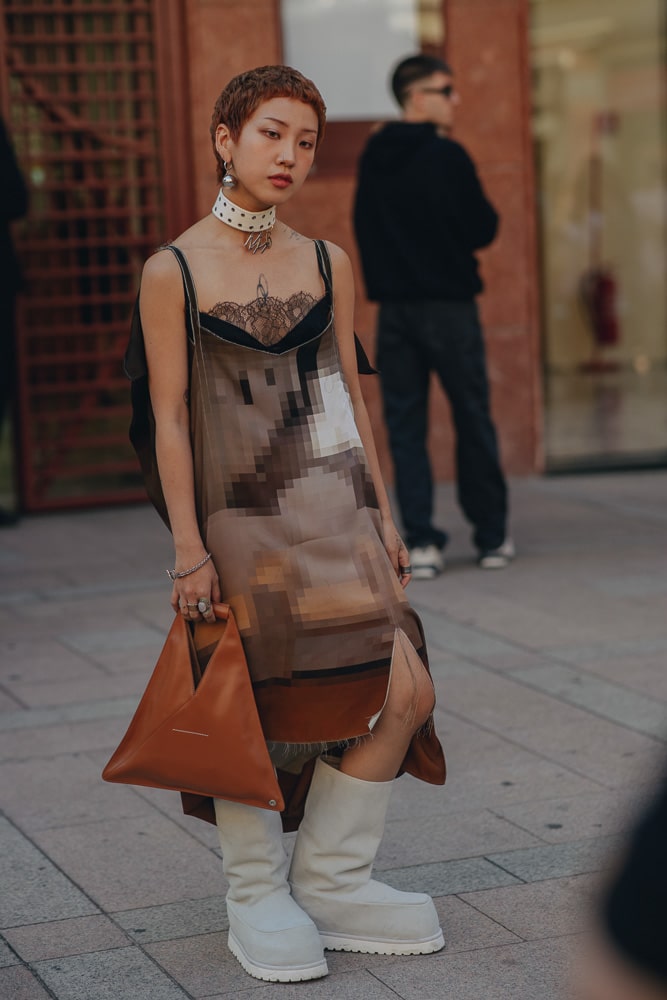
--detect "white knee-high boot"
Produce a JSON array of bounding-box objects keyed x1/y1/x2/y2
[
  {"x1": 289, "y1": 758, "x2": 445, "y2": 955},
  {"x1": 214, "y1": 797, "x2": 328, "y2": 982}
]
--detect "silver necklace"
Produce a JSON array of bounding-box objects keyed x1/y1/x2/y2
[{"x1": 211, "y1": 189, "x2": 276, "y2": 254}]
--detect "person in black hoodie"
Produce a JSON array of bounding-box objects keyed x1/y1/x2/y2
[
  {"x1": 0, "y1": 116, "x2": 28, "y2": 526},
  {"x1": 354, "y1": 54, "x2": 513, "y2": 576}
]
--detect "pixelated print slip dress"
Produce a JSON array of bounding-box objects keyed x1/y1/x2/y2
[{"x1": 125, "y1": 240, "x2": 445, "y2": 825}]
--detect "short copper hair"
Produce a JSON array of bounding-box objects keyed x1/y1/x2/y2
[{"x1": 210, "y1": 65, "x2": 327, "y2": 184}]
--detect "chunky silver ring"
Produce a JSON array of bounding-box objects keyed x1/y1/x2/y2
[
  {"x1": 400, "y1": 565, "x2": 412, "y2": 575},
  {"x1": 197, "y1": 598, "x2": 211, "y2": 614},
  {"x1": 186, "y1": 603, "x2": 199, "y2": 609}
]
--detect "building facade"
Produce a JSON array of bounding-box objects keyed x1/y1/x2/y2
[{"x1": 0, "y1": 0, "x2": 664, "y2": 511}]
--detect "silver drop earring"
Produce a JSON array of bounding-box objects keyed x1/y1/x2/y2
[{"x1": 221, "y1": 160, "x2": 237, "y2": 190}]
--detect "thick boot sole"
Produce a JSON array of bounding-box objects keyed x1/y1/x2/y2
[
  {"x1": 320, "y1": 928, "x2": 445, "y2": 955},
  {"x1": 228, "y1": 930, "x2": 329, "y2": 982}
]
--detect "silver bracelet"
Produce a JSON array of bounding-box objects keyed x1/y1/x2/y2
[{"x1": 166, "y1": 552, "x2": 212, "y2": 581}]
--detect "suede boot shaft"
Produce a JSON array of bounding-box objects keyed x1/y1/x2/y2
[
  {"x1": 289, "y1": 758, "x2": 445, "y2": 955},
  {"x1": 214, "y1": 797, "x2": 328, "y2": 981}
]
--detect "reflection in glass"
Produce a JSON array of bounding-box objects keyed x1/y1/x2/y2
[
  {"x1": 531, "y1": 0, "x2": 667, "y2": 467},
  {"x1": 282, "y1": 0, "x2": 445, "y2": 121}
]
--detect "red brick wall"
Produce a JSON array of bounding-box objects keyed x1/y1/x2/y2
[{"x1": 445, "y1": 0, "x2": 543, "y2": 476}]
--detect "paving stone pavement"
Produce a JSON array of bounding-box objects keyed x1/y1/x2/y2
[{"x1": 1, "y1": 472, "x2": 666, "y2": 1000}]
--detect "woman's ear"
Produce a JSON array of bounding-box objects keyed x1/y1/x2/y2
[{"x1": 215, "y1": 123, "x2": 232, "y2": 162}]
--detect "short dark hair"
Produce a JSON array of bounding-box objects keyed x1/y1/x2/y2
[
  {"x1": 390, "y1": 54, "x2": 453, "y2": 107},
  {"x1": 210, "y1": 65, "x2": 327, "y2": 184}
]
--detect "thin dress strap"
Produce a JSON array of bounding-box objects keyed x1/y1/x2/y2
[
  {"x1": 314, "y1": 239, "x2": 333, "y2": 301},
  {"x1": 162, "y1": 244, "x2": 200, "y2": 344},
  {"x1": 314, "y1": 238, "x2": 377, "y2": 376}
]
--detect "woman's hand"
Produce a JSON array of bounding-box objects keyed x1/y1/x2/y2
[
  {"x1": 170, "y1": 559, "x2": 221, "y2": 623},
  {"x1": 382, "y1": 518, "x2": 412, "y2": 589}
]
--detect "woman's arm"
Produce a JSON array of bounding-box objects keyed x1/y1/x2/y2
[
  {"x1": 140, "y1": 249, "x2": 220, "y2": 618},
  {"x1": 327, "y1": 242, "x2": 412, "y2": 588}
]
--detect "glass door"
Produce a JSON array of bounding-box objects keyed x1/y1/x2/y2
[{"x1": 531, "y1": 0, "x2": 667, "y2": 470}]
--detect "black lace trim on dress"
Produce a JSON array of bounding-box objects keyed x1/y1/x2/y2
[{"x1": 206, "y1": 291, "x2": 319, "y2": 346}]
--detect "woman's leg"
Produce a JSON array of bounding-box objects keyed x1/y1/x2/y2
[
  {"x1": 288, "y1": 632, "x2": 444, "y2": 955},
  {"x1": 339, "y1": 629, "x2": 435, "y2": 781},
  {"x1": 288, "y1": 756, "x2": 444, "y2": 954}
]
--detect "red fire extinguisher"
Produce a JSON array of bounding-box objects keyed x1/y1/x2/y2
[
  {"x1": 579, "y1": 113, "x2": 620, "y2": 362},
  {"x1": 580, "y1": 265, "x2": 619, "y2": 346}
]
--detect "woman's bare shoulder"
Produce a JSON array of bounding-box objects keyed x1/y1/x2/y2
[
  {"x1": 322, "y1": 240, "x2": 350, "y2": 265},
  {"x1": 141, "y1": 217, "x2": 207, "y2": 285},
  {"x1": 322, "y1": 241, "x2": 353, "y2": 283},
  {"x1": 142, "y1": 245, "x2": 179, "y2": 283},
  {"x1": 140, "y1": 242, "x2": 189, "y2": 313}
]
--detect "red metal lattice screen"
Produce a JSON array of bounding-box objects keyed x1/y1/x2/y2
[{"x1": 1, "y1": 0, "x2": 189, "y2": 510}]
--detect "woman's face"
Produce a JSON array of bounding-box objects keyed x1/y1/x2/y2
[{"x1": 216, "y1": 96, "x2": 319, "y2": 211}]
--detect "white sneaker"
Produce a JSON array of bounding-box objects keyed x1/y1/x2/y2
[
  {"x1": 410, "y1": 545, "x2": 445, "y2": 580},
  {"x1": 477, "y1": 538, "x2": 516, "y2": 569}
]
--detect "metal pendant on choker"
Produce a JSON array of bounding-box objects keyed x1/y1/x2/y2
[{"x1": 211, "y1": 188, "x2": 276, "y2": 255}]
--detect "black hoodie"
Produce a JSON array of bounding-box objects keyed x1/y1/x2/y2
[{"x1": 354, "y1": 121, "x2": 498, "y2": 302}]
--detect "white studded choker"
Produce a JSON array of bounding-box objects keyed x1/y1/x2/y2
[
  {"x1": 212, "y1": 188, "x2": 276, "y2": 231},
  {"x1": 211, "y1": 188, "x2": 276, "y2": 244},
  {"x1": 211, "y1": 188, "x2": 276, "y2": 253}
]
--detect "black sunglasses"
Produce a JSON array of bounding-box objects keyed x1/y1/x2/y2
[{"x1": 419, "y1": 84, "x2": 455, "y2": 99}]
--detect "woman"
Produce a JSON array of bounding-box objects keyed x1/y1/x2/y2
[{"x1": 136, "y1": 65, "x2": 446, "y2": 983}]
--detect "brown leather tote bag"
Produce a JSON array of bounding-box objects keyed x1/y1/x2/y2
[{"x1": 102, "y1": 603, "x2": 284, "y2": 812}]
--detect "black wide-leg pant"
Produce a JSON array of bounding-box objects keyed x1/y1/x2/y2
[{"x1": 376, "y1": 299, "x2": 508, "y2": 553}]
